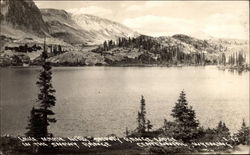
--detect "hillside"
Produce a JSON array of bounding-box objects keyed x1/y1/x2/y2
[
  {"x1": 41, "y1": 9, "x2": 139, "y2": 45},
  {"x1": 41, "y1": 9, "x2": 92, "y2": 45},
  {"x1": 1, "y1": 33, "x2": 249, "y2": 66},
  {"x1": 0, "y1": 0, "x2": 48, "y2": 36},
  {"x1": 0, "y1": 0, "x2": 139, "y2": 46},
  {"x1": 71, "y1": 14, "x2": 139, "y2": 45},
  {"x1": 0, "y1": 0, "x2": 71, "y2": 48},
  {"x1": 206, "y1": 38, "x2": 249, "y2": 58}
]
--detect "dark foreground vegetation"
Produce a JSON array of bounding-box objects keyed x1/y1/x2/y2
[{"x1": 1, "y1": 91, "x2": 249, "y2": 154}]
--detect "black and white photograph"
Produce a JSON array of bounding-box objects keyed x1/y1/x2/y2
[{"x1": 0, "y1": 0, "x2": 249, "y2": 154}]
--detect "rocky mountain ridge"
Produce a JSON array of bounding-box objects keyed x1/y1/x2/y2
[
  {"x1": 0, "y1": 0, "x2": 139, "y2": 46},
  {"x1": 0, "y1": 0, "x2": 48, "y2": 36}
]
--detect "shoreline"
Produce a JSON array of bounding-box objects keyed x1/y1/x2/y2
[
  {"x1": 217, "y1": 65, "x2": 250, "y2": 72},
  {"x1": 1, "y1": 136, "x2": 249, "y2": 154},
  {"x1": 1, "y1": 63, "x2": 213, "y2": 68}
]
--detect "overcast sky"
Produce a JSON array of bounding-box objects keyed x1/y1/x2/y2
[{"x1": 35, "y1": 1, "x2": 249, "y2": 40}]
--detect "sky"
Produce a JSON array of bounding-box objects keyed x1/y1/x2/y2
[{"x1": 35, "y1": 1, "x2": 249, "y2": 40}]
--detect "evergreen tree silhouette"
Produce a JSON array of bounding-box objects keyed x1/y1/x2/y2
[
  {"x1": 137, "y1": 96, "x2": 146, "y2": 133},
  {"x1": 237, "y1": 119, "x2": 250, "y2": 145},
  {"x1": 25, "y1": 107, "x2": 44, "y2": 138},
  {"x1": 216, "y1": 121, "x2": 230, "y2": 139},
  {"x1": 171, "y1": 90, "x2": 199, "y2": 142},
  {"x1": 26, "y1": 38, "x2": 56, "y2": 137}
]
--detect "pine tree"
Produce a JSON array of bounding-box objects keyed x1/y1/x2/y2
[
  {"x1": 26, "y1": 38, "x2": 57, "y2": 138},
  {"x1": 222, "y1": 53, "x2": 226, "y2": 66},
  {"x1": 58, "y1": 45, "x2": 62, "y2": 53},
  {"x1": 128, "y1": 37, "x2": 131, "y2": 46},
  {"x1": 171, "y1": 90, "x2": 199, "y2": 142},
  {"x1": 216, "y1": 121, "x2": 230, "y2": 139},
  {"x1": 108, "y1": 40, "x2": 113, "y2": 49},
  {"x1": 237, "y1": 119, "x2": 250, "y2": 145},
  {"x1": 238, "y1": 52, "x2": 244, "y2": 66},
  {"x1": 137, "y1": 111, "x2": 142, "y2": 132},
  {"x1": 24, "y1": 44, "x2": 28, "y2": 52},
  {"x1": 103, "y1": 41, "x2": 108, "y2": 51},
  {"x1": 146, "y1": 120, "x2": 153, "y2": 132},
  {"x1": 25, "y1": 107, "x2": 44, "y2": 138},
  {"x1": 118, "y1": 38, "x2": 121, "y2": 47},
  {"x1": 137, "y1": 95, "x2": 146, "y2": 133},
  {"x1": 125, "y1": 127, "x2": 129, "y2": 137}
]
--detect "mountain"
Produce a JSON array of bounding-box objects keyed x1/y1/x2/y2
[
  {"x1": 71, "y1": 13, "x2": 138, "y2": 45},
  {"x1": 0, "y1": 0, "x2": 70, "y2": 48},
  {"x1": 40, "y1": 9, "x2": 92, "y2": 45},
  {"x1": 0, "y1": 0, "x2": 138, "y2": 46},
  {"x1": 0, "y1": 0, "x2": 48, "y2": 36},
  {"x1": 172, "y1": 34, "x2": 249, "y2": 56},
  {"x1": 41, "y1": 9, "x2": 139, "y2": 45}
]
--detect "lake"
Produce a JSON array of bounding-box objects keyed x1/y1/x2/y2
[{"x1": 0, "y1": 66, "x2": 249, "y2": 137}]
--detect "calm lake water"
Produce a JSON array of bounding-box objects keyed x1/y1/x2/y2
[{"x1": 0, "y1": 66, "x2": 249, "y2": 137}]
